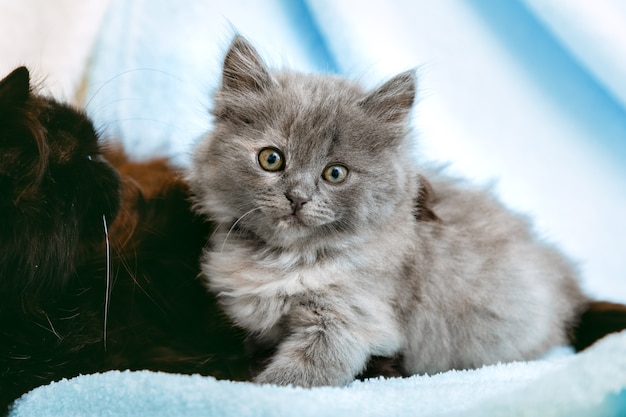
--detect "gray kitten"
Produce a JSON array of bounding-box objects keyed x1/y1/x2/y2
[{"x1": 188, "y1": 36, "x2": 626, "y2": 387}]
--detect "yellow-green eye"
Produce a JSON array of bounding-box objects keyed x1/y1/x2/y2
[
  {"x1": 258, "y1": 147, "x2": 285, "y2": 172},
  {"x1": 323, "y1": 164, "x2": 348, "y2": 184}
]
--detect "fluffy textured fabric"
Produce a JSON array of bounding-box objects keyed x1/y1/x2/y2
[{"x1": 9, "y1": 332, "x2": 626, "y2": 417}]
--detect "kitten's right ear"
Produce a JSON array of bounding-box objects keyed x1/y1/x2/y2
[
  {"x1": 220, "y1": 35, "x2": 276, "y2": 93},
  {"x1": 0, "y1": 66, "x2": 31, "y2": 104},
  {"x1": 359, "y1": 70, "x2": 416, "y2": 123}
]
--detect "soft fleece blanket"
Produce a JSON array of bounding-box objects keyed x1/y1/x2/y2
[
  {"x1": 8, "y1": 333, "x2": 626, "y2": 417},
  {"x1": 2, "y1": 1, "x2": 626, "y2": 416}
]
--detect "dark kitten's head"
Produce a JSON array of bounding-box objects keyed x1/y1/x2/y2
[
  {"x1": 189, "y1": 36, "x2": 417, "y2": 250},
  {"x1": 0, "y1": 67, "x2": 120, "y2": 297}
]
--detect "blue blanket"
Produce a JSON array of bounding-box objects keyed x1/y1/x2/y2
[{"x1": 9, "y1": 332, "x2": 626, "y2": 417}]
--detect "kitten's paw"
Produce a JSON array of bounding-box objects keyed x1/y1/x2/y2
[
  {"x1": 254, "y1": 365, "x2": 312, "y2": 387},
  {"x1": 254, "y1": 363, "x2": 345, "y2": 388}
]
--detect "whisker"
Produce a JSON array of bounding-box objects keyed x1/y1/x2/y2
[
  {"x1": 85, "y1": 68, "x2": 183, "y2": 110},
  {"x1": 105, "y1": 221, "x2": 165, "y2": 309},
  {"x1": 36, "y1": 310, "x2": 62, "y2": 340},
  {"x1": 220, "y1": 207, "x2": 261, "y2": 253},
  {"x1": 102, "y1": 214, "x2": 111, "y2": 351}
]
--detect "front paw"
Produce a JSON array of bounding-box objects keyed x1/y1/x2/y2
[{"x1": 254, "y1": 362, "x2": 342, "y2": 388}]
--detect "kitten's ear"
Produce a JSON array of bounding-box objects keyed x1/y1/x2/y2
[
  {"x1": 0, "y1": 66, "x2": 31, "y2": 104},
  {"x1": 220, "y1": 35, "x2": 276, "y2": 93},
  {"x1": 359, "y1": 70, "x2": 416, "y2": 123}
]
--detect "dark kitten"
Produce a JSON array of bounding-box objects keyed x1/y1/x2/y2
[
  {"x1": 0, "y1": 67, "x2": 247, "y2": 414},
  {"x1": 0, "y1": 66, "x2": 120, "y2": 411}
]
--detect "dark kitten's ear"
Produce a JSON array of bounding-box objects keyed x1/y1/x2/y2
[
  {"x1": 0, "y1": 66, "x2": 31, "y2": 104},
  {"x1": 221, "y1": 35, "x2": 276, "y2": 93},
  {"x1": 359, "y1": 70, "x2": 416, "y2": 123}
]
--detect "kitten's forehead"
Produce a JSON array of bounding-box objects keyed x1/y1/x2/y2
[
  {"x1": 41, "y1": 98, "x2": 101, "y2": 163},
  {"x1": 276, "y1": 72, "x2": 362, "y2": 110},
  {"x1": 268, "y1": 73, "x2": 365, "y2": 158}
]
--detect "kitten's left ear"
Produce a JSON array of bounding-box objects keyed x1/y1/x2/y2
[
  {"x1": 220, "y1": 35, "x2": 277, "y2": 93},
  {"x1": 358, "y1": 70, "x2": 416, "y2": 123},
  {"x1": 0, "y1": 66, "x2": 31, "y2": 104}
]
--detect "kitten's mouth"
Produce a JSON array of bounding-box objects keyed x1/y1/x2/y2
[
  {"x1": 281, "y1": 213, "x2": 300, "y2": 222},
  {"x1": 279, "y1": 213, "x2": 306, "y2": 226}
]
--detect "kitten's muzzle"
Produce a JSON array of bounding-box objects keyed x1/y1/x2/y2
[{"x1": 286, "y1": 192, "x2": 309, "y2": 214}]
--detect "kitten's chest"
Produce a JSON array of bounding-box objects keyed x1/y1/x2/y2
[{"x1": 204, "y1": 245, "x2": 369, "y2": 334}]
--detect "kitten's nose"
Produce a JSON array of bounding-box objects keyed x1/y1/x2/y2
[{"x1": 286, "y1": 192, "x2": 310, "y2": 213}]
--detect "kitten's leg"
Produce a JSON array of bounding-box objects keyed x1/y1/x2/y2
[{"x1": 253, "y1": 299, "x2": 372, "y2": 387}]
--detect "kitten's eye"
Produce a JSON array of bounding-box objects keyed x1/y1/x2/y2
[
  {"x1": 322, "y1": 164, "x2": 348, "y2": 184},
  {"x1": 258, "y1": 147, "x2": 285, "y2": 172},
  {"x1": 87, "y1": 155, "x2": 93, "y2": 161}
]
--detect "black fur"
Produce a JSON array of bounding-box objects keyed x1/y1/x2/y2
[{"x1": 0, "y1": 67, "x2": 247, "y2": 415}]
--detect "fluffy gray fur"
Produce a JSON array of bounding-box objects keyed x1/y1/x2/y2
[{"x1": 188, "y1": 36, "x2": 588, "y2": 387}]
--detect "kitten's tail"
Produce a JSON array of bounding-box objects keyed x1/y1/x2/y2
[{"x1": 570, "y1": 301, "x2": 626, "y2": 351}]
